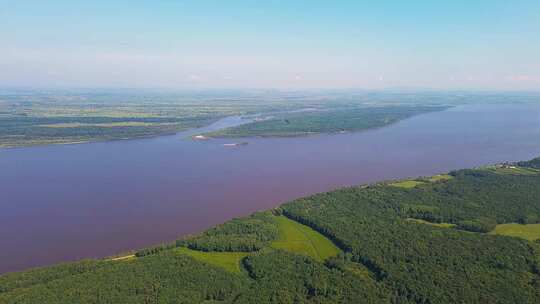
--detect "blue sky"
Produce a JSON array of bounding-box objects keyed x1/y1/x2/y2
[{"x1": 1, "y1": 1, "x2": 539, "y2": 89}]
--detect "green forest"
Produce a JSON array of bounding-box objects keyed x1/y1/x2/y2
[{"x1": 2, "y1": 158, "x2": 540, "y2": 303}]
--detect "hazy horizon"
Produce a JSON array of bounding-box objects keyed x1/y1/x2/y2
[{"x1": 2, "y1": 1, "x2": 539, "y2": 90}]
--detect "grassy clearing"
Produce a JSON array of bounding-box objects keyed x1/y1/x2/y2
[
  {"x1": 427, "y1": 174, "x2": 454, "y2": 182},
  {"x1": 175, "y1": 247, "x2": 248, "y2": 273},
  {"x1": 488, "y1": 166, "x2": 540, "y2": 176},
  {"x1": 109, "y1": 255, "x2": 135, "y2": 261},
  {"x1": 406, "y1": 218, "x2": 456, "y2": 228},
  {"x1": 390, "y1": 180, "x2": 425, "y2": 189},
  {"x1": 38, "y1": 122, "x2": 176, "y2": 128},
  {"x1": 392, "y1": 174, "x2": 454, "y2": 188},
  {"x1": 489, "y1": 223, "x2": 540, "y2": 241},
  {"x1": 271, "y1": 216, "x2": 340, "y2": 261}
]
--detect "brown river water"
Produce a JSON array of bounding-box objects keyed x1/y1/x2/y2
[{"x1": 1, "y1": 103, "x2": 540, "y2": 273}]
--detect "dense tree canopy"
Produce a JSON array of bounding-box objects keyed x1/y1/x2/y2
[{"x1": 182, "y1": 212, "x2": 279, "y2": 252}]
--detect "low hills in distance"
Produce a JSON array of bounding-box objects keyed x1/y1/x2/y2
[{"x1": 1, "y1": 157, "x2": 540, "y2": 303}]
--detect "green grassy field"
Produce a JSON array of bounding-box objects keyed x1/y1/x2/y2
[
  {"x1": 487, "y1": 166, "x2": 540, "y2": 176},
  {"x1": 406, "y1": 218, "x2": 456, "y2": 228},
  {"x1": 174, "y1": 215, "x2": 341, "y2": 272},
  {"x1": 113, "y1": 214, "x2": 342, "y2": 274},
  {"x1": 390, "y1": 180, "x2": 425, "y2": 188},
  {"x1": 271, "y1": 216, "x2": 341, "y2": 261},
  {"x1": 392, "y1": 174, "x2": 453, "y2": 188},
  {"x1": 427, "y1": 174, "x2": 454, "y2": 182},
  {"x1": 490, "y1": 223, "x2": 540, "y2": 241},
  {"x1": 38, "y1": 122, "x2": 173, "y2": 128},
  {"x1": 175, "y1": 247, "x2": 248, "y2": 273}
]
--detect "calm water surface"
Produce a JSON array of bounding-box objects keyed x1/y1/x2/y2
[{"x1": 2, "y1": 103, "x2": 540, "y2": 273}]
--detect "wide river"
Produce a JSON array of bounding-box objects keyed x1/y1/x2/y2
[{"x1": 2, "y1": 103, "x2": 540, "y2": 273}]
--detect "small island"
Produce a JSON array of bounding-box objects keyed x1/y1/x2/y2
[{"x1": 204, "y1": 105, "x2": 448, "y2": 138}]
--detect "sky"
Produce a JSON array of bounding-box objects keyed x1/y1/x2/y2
[{"x1": 1, "y1": 1, "x2": 539, "y2": 90}]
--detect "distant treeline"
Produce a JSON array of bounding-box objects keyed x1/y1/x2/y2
[
  {"x1": 518, "y1": 157, "x2": 540, "y2": 169},
  {"x1": 0, "y1": 115, "x2": 217, "y2": 147}
]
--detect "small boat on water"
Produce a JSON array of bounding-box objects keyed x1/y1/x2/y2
[
  {"x1": 223, "y1": 142, "x2": 248, "y2": 147},
  {"x1": 192, "y1": 135, "x2": 210, "y2": 140}
]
